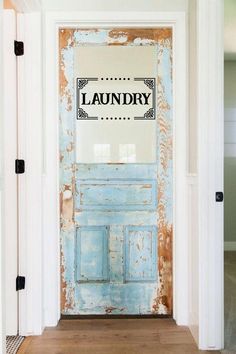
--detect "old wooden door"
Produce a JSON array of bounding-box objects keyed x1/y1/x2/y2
[{"x1": 59, "y1": 28, "x2": 173, "y2": 315}]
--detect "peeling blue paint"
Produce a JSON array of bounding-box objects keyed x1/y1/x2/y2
[{"x1": 59, "y1": 28, "x2": 173, "y2": 315}]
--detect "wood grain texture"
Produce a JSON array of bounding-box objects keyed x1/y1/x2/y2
[{"x1": 17, "y1": 319, "x2": 219, "y2": 354}]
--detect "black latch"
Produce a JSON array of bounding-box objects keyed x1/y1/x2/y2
[
  {"x1": 14, "y1": 40, "x2": 24, "y2": 56},
  {"x1": 15, "y1": 159, "x2": 25, "y2": 174},
  {"x1": 216, "y1": 191, "x2": 224, "y2": 202},
  {"x1": 16, "y1": 276, "x2": 25, "y2": 291}
]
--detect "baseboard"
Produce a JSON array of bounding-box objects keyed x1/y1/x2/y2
[{"x1": 224, "y1": 242, "x2": 236, "y2": 251}]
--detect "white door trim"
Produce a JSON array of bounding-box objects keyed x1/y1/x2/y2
[
  {"x1": 0, "y1": 2, "x2": 6, "y2": 353},
  {"x1": 42, "y1": 11, "x2": 187, "y2": 328},
  {"x1": 197, "y1": 0, "x2": 224, "y2": 350},
  {"x1": 3, "y1": 9, "x2": 18, "y2": 336},
  {"x1": 17, "y1": 12, "x2": 43, "y2": 336}
]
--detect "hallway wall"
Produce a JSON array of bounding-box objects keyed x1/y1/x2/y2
[{"x1": 224, "y1": 61, "x2": 236, "y2": 246}]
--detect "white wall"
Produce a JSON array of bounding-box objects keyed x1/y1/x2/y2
[
  {"x1": 189, "y1": 0, "x2": 197, "y2": 173},
  {"x1": 42, "y1": 0, "x2": 188, "y2": 12}
]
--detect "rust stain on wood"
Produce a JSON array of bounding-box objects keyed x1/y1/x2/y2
[
  {"x1": 108, "y1": 28, "x2": 172, "y2": 44},
  {"x1": 105, "y1": 306, "x2": 125, "y2": 314},
  {"x1": 152, "y1": 223, "x2": 173, "y2": 313},
  {"x1": 61, "y1": 185, "x2": 74, "y2": 230},
  {"x1": 60, "y1": 251, "x2": 67, "y2": 311},
  {"x1": 59, "y1": 29, "x2": 74, "y2": 98}
]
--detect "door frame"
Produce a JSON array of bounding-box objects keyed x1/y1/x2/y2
[
  {"x1": 17, "y1": 12, "x2": 43, "y2": 336},
  {"x1": 0, "y1": 2, "x2": 5, "y2": 353},
  {"x1": 43, "y1": 11, "x2": 188, "y2": 327},
  {"x1": 197, "y1": 0, "x2": 224, "y2": 349}
]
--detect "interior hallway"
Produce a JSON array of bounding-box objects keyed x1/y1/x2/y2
[{"x1": 17, "y1": 318, "x2": 219, "y2": 354}]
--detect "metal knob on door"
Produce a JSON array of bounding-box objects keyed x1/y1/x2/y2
[{"x1": 216, "y1": 191, "x2": 224, "y2": 202}]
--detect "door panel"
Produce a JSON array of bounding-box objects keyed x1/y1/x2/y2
[
  {"x1": 59, "y1": 28, "x2": 173, "y2": 315},
  {"x1": 125, "y1": 226, "x2": 157, "y2": 282},
  {"x1": 76, "y1": 181, "x2": 156, "y2": 210},
  {"x1": 76, "y1": 226, "x2": 109, "y2": 282}
]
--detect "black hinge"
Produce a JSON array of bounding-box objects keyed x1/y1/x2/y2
[
  {"x1": 15, "y1": 159, "x2": 25, "y2": 174},
  {"x1": 216, "y1": 191, "x2": 224, "y2": 202},
  {"x1": 14, "y1": 40, "x2": 24, "y2": 56},
  {"x1": 16, "y1": 276, "x2": 25, "y2": 291}
]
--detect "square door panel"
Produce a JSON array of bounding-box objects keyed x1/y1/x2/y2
[
  {"x1": 125, "y1": 226, "x2": 157, "y2": 282},
  {"x1": 75, "y1": 226, "x2": 109, "y2": 282}
]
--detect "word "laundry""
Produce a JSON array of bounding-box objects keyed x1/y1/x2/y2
[{"x1": 81, "y1": 92, "x2": 151, "y2": 106}]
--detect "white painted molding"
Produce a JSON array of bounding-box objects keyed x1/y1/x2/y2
[
  {"x1": 197, "y1": 0, "x2": 224, "y2": 350},
  {"x1": 10, "y1": 0, "x2": 41, "y2": 12},
  {"x1": 172, "y1": 13, "x2": 188, "y2": 326},
  {"x1": 224, "y1": 242, "x2": 236, "y2": 251},
  {"x1": 187, "y1": 174, "x2": 199, "y2": 345},
  {"x1": 17, "y1": 13, "x2": 43, "y2": 336},
  {"x1": 43, "y1": 11, "x2": 188, "y2": 329},
  {"x1": 187, "y1": 173, "x2": 197, "y2": 184}
]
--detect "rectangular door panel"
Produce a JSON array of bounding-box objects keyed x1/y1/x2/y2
[
  {"x1": 75, "y1": 226, "x2": 109, "y2": 282},
  {"x1": 76, "y1": 180, "x2": 157, "y2": 211},
  {"x1": 125, "y1": 226, "x2": 157, "y2": 282}
]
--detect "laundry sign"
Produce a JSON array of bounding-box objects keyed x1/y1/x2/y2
[
  {"x1": 76, "y1": 76, "x2": 156, "y2": 120},
  {"x1": 74, "y1": 46, "x2": 157, "y2": 163}
]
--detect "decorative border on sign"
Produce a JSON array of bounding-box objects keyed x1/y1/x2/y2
[
  {"x1": 134, "y1": 78, "x2": 156, "y2": 120},
  {"x1": 77, "y1": 78, "x2": 99, "y2": 120}
]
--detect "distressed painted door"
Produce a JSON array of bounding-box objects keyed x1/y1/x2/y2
[{"x1": 59, "y1": 28, "x2": 173, "y2": 315}]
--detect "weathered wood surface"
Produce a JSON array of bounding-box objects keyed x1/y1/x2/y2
[{"x1": 59, "y1": 28, "x2": 173, "y2": 315}]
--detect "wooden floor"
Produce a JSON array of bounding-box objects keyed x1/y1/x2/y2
[{"x1": 18, "y1": 318, "x2": 219, "y2": 354}]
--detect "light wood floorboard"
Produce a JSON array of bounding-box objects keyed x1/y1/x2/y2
[{"x1": 18, "y1": 318, "x2": 219, "y2": 354}]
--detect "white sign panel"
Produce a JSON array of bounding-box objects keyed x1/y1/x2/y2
[{"x1": 75, "y1": 46, "x2": 157, "y2": 163}]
